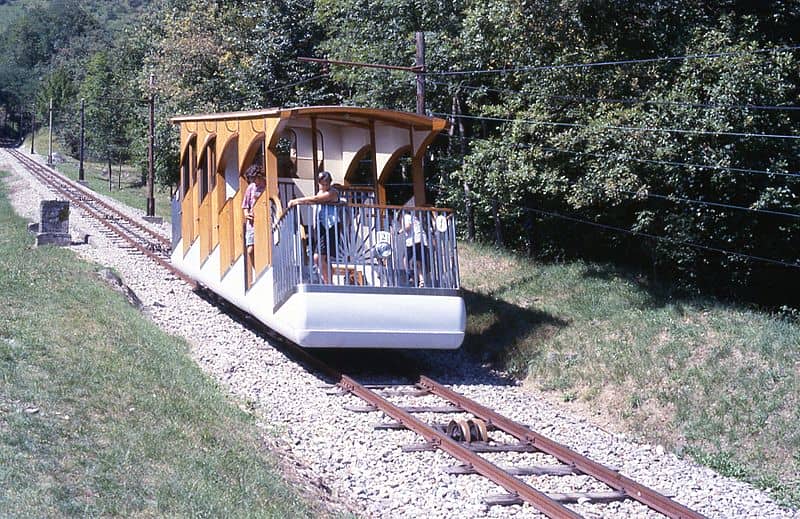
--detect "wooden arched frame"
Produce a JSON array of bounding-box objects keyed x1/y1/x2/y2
[
  {"x1": 215, "y1": 133, "x2": 242, "y2": 277},
  {"x1": 197, "y1": 134, "x2": 217, "y2": 203},
  {"x1": 378, "y1": 144, "x2": 420, "y2": 205},
  {"x1": 344, "y1": 145, "x2": 374, "y2": 185},
  {"x1": 216, "y1": 132, "x2": 240, "y2": 196},
  {"x1": 275, "y1": 129, "x2": 298, "y2": 178},
  {"x1": 196, "y1": 135, "x2": 217, "y2": 263},
  {"x1": 179, "y1": 133, "x2": 197, "y2": 200},
  {"x1": 378, "y1": 144, "x2": 413, "y2": 185},
  {"x1": 179, "y1": 133, "x2": 199, "y2": 255},
  {"x1": 241, "y1": 133, "x2": 274, "y2": 282}
]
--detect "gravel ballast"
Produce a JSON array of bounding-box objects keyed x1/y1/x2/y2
[{"x1": 2, "y1": 149, "x2": 797, "y2": 519}]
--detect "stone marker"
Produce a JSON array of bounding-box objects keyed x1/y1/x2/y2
[{"x1": 36, "y1": 200, "x2": 72, "y2": 246}]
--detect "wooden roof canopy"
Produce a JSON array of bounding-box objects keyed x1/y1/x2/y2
[{"x1": 170, "y1": 105, "x2": 448, "y2": 132}]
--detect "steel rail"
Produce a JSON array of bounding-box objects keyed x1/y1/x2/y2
[
  {"x1": 418, "y1": 376, "x2": 706, "y2": 519},
  {"x1": 6, "y1": 149, "x2": 195, "y2": 286},
  {"x1": 3, "y1": 147, "x2": 706, "y2": 519},
  {"x1": 7, "y1": 149, "x2": 171, "y2": 248},
  {"x1": 338, "y1": 375, "x2": 582, "y2": 519}
]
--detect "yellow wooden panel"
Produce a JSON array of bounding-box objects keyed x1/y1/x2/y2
[
  {"x1": 238, "y1": 118, "x2": 266, "y2": 173},
  {"x1": 218, "y1": 198, "x2": 234, "y2": 277},
  {"x1": 210, "y1": 167, "x2": 225, "y2": 248},
  {"x1": 253, "y1": 190, "x2": 269, "y2": 276},
  {"x1": 198, "y1": 194, "x2": 213, "y2": 264},
  {"x1": 232, "y1": 188, "x2": 244, "y2": 261},
  {"x1": 181, "y1": 187, "x2": 195, "y2": 256},
  {"x1": 262, "y1": 118, "x2": 281, "y2": 268},
  {"x1": 212, "y1": 126, "x2": 236, "y2": 251}
]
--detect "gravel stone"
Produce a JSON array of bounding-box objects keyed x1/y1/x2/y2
[{"x1": 2, "y1": 148, "x2": 797, "y2": 519}]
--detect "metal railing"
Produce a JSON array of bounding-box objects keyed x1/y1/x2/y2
[
  {"x1": 272, "y1": 203, "x2": 460, "y2": 308},
  {"x1": 338, "y1": 186, "x2": 376, "y2": 205}
]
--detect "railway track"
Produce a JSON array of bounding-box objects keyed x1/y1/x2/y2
[
  {"x1": 5, "y1": 148, "x2": 187, "y2": 282},
  {"x1": 5, "y1": 146, "x2": 706, "y2": 518},
  {"x1": 325, "y1": 369, "x2": 706, "y2": 518}
]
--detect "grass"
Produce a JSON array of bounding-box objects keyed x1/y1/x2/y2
[
  {"x1": 458, "y1": 241, "x2": 800, "y2": 508},
  {"x1": 0, "y1": 170, "x2": 328, "y2": 517},
  {"x1": 21, "y1": 130, "x2": 173, "y2": 221}
]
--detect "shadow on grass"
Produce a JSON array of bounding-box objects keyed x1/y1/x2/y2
[
  {"x1": 458, "y1": 287, "x2": 568, "y2": 375},
  {"x1": 579, "y1": 262, "x2": 686, "y2": 311}
]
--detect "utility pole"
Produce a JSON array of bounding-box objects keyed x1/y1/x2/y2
[
  {"x1": 29, "y1": 106, "x2": 34, "y2": 154},
  {"x1": 78, "y1": 98, "x2": 86, "y2": 184},
  {"x1": 416, "y1": 31, "x2": 425, "y2": 116},
  {"x1": 47, "y1": 98, "x2": 53, "y2": 166},
  {"x1": 144, "y1": 73, "x2": 162, "y2": 223},
  {"x1": 413, "y1": 31, "x2": 427, "y2": 205},
  {"x1": 298, "y1": 32, "x2": 429, "y2": 205},
  {"x1": 147, "y1": 74, "x2": 155, "y2": 216}
]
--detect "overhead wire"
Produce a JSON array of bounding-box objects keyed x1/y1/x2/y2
[
  {"x1": 426, "y1": 44, "x2": 800, "y2": 77},
  {"x1": 190, "y1": 72, "x2": 332, "y2": 112},
  {"x1": 262, "y1": 72, "x2": 331, "y2": 96},
  {"x1": 432, "y1": 124, "x2": 800, "y2": 261},
  {"x1": 616, "y1": 189, "x2": 800, "y2": 219},
  {"x1": 539, "y1": 147, "x2": 800, "y2": 180},
  {"x1": 422, "y1": 46, "x2": 800, "y2": 269},
  {"x1": 520, "y1": 205, "x2": 800, "y2": 269},
  {"x1": 427, "y1": 79, "x2": 800, "y2": 112},
  {"x1": 433, "y1": 112, "x2": 800, "y2": 141}
]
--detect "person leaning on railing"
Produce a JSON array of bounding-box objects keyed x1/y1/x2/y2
[{"x1": 288, "y1": 171, "x2": 340, "y2": 284}]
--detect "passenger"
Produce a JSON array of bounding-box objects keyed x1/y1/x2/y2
[
  {"x1": 400, "y1": 210, "x2": 428, "y2": 287},
  {"x1": 242, "y1": 164, "x2": 266, "y2": 276},
  {"x1": 288, "y1": 170, "x2": 340, "y2": 284}
]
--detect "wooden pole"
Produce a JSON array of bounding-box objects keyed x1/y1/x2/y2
[
  {"x1": 78, "y1": 99, "x2": 85, "y2": 183},
  {"x1": 413, "y1": 31, "x2": 427, "y2": 206},
  {"x1": 146, "y1": 74, "x2": 156, "y2": 216},
  {"x1": 47, "y1": 98, "x2": 53, "y2": 166},
  {"x1": 29, "y1": 106, "x2": 34, "y2": 154},
  {"x1": 415, "y1": 31, "x2": 425, "y2": 116}
]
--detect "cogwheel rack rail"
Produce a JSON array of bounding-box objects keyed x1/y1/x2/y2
[{"x1": 5, "y1": 147, "x2": 705, "y2": 518}]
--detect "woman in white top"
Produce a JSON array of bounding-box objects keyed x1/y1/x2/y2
[{"x1": 401, "y1": 211, "x2": 428, "y2": 287}]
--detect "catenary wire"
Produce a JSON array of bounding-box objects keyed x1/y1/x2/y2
[
  {"x1": 426, "y1": 44, "x2": 800, "y2": 77},
  {"x1": 468, "y1": 138, "x2": 800, "y2": 215},
  {"x1": 538, "y1": 147, "x2": 800, "y2": 180},
  {"x1": 434, "y1": 112, "x2": 800, "y2": 141},
  {"x1": 520, "y1": 206, "x2": 800, "y2": 269},
  {"x1": 427, "y1": 80, "x2": 800, "y2": 112},
  {"x1": 181, "y1": 72, "x2": 332, "y2": 112},
  {"x1": 616, "y1": 189, "x2": 800, "y2": 219},
  {"x1": 435, "y1": 126, "x2": 800, "y2": 181},
  {"x1": 416, "y1": 186, "x2": 800, "y2": 268}
]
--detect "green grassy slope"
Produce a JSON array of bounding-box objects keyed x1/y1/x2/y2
[
  {"x1": 459, "y1": 241, "x2": 800, "y2": 507},
  {"x1": 0, "y1": 170, "x2": 326, "y2": 517}
]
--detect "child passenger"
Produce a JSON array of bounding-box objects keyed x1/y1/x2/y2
[{"x1": 242, "y1": 164, "x2": 266, "y2": 278}]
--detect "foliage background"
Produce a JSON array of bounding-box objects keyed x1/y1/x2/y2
[{"x1": 0, "y1": 0, "x2": 798, "y2": 304}]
